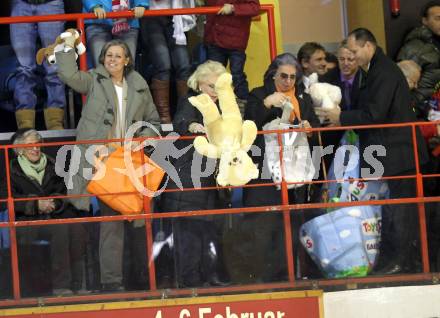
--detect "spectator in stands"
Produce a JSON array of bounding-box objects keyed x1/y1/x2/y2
[
  {"x1": 204, "y1": 0, "x2": 260, "y2": 112},
  {"x1": 242, "y1": 53, "x2": 319, "y2": 282},
  {"x1": 1, "y1": 129, "x2": 88, "y2": 296},
  {"x1": 10, "y1": 0, "x2": 66, "y2": 130},
  {"x1": 297, "y1": 42, "x2": 327, "y2": 91},
  {"x1": 325, "y1": 52, "x2": 338, "y2": 73},
  {"x1": 320, "y1": 40, "x2": 363, "y2": 112},
  {"x1": 398, "y1": 0, "x2": 440, "y2": 110},
  {"x1": 317, "y1": 28, "x2": 430, "y2": 275},
  {"x1": 398, "y1": 60, "x2": 432, "y2": 120},
  {"x1": 398, "y1": 60, "x2": 421, "y2": 91},
  {"x1": 160, "y1": 60, "x2": 229, "y2": 288},
  {"x1": 319, "y1": 40, "x2": 364, "y2": 169},
  {"x1": 140, "y1": 0, "x2": 195, "y2": 124},
  {"x1": 398, "y1": 60, "x2": 440, "y2": 273},
  {"x1": 398, "y1": 59, "x2": 440, "y2": 162},
  {"x1": 82, "y1": 0, "x2": 148, "y2": 67},
  {"x1": 56, "y1": 38, "x2": 160, "y2": 292},
  {"x1": 398, "y1": 60, "x2": 440, "y2": 148}
]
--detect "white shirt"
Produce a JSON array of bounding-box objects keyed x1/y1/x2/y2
[{"x1": 114, "y1": 84, "x2": 124, "y2": 123}]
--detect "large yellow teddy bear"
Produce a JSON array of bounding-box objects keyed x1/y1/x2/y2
[{"x1": 189, "y1": 73, "x2": 259, "y2": 186}]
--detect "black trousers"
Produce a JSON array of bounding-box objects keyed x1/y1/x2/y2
[
  {"x1": 173, "y1": 218, "x2": 219, "y2": 287},
  {"x1": 17, "y1": 223, "x2": 71, "y2": 290},
  {"x1": 379, "y1": 175, "x2": 419, "y2": 267}
]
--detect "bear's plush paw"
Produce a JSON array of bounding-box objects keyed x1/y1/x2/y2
[
  {"x1": 189, "y1": 94, "x2": 214, "y2": 111},
  {"x1": 194, "y1": 136, "x2": 220, "y2": 159},
  {"x1": 215, "y1": 73, "x2": 233, "y2": 91}
]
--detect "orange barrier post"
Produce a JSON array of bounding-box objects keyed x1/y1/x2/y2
[
  {"x1": 265, "y1": 5, "x2": 277, "y2": 60},
  {"x1": 411, "y1": 125, "x2": 430, "y2": 273},
  {"x1": 277, "y1": 132, "x2": 295, "y2": 283},
  {"x1": 4, "y1": 148, "x2": 21, "y2": 300},
  {"x1": 139, "y1": 143, "x2": 157, "y2": 290}
]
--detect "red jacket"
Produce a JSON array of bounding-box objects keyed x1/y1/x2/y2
[
  {"x1": 419, "y1": 123, "x2": 440, "y2": 157},
  {"x1": 204, "y1": 0, "x2": 260, "y2": 51}
]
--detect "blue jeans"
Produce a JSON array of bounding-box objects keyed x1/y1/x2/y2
[
  {"x1": 207, "y1": 44, "x2": 249, "y2": 100},
  {"x1": 10, "y1": 0, "x2": 66, "y2": 110},
  {"x1": 140, "y1": 17, "x2": 191, "y2": 81},
  {"x1": 85, "y1": 24, "x2": 139, "y2": 68}
]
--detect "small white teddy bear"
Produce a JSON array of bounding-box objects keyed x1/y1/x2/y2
[{"x1": 307, "y1": 73, "x2": 342, "y2": 123}]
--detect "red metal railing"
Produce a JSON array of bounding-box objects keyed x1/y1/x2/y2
[
  {"x1": 0, "y1": 6, "x2": 277, "y2": 303},
  {"x1": 0, "y1": 120, "x2": 439, "y2": 307},
  {"x1": 0, "y1": 5, "x2": 278, "y2": 71}
]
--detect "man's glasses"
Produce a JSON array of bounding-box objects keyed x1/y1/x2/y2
[{"x1": 277, "y1": 72, "x2": 296, "y2": 80}]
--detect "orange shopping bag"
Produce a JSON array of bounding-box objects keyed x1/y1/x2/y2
[{"x1": 87, "y1": 146, "x2": 165, "y2": 215}]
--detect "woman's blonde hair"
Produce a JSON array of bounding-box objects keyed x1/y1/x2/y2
[
  {"x1": 187, "y1": 60, "x2": 227, "y2": 91},
  {"x1": 98, "y1": 39, "x2": 134, "y2": 74}
]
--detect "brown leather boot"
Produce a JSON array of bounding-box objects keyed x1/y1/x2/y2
[
  {"x1": 151, "y1": 79, "x2": 171, "y2": 124},
  {"x1": 44, "y1": 108, "x2": 65, "y2": 130},
  {"x1": 176, "y1": 80, "x2": 189, "y2": 99},
  {"x1": 15, "y1": 109, "x2": 35, "y2": 129}
]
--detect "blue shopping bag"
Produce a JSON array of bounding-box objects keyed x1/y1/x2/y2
[
  {"x1": 0, "y1": 210, "x2": 9, "y2": 249},
  {"x1": 300, "y1": 205, "x2": 381, "y2": 278},
  {"x1": 300, "y1": 130, "x2": 389, "y2": 278},
  {"x1": 326, "y1": 130, "x2": 389, "y2": 204}
]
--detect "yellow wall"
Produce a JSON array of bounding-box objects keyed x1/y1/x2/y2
[
  {"x1": 245, "y1": 0, "x2": 283, "y2": 89},
  {"x1": 346, "y1": 0, "x2": 386, "y2": 50},
  {"x1": 279, "y1": 0, "x2": 344, "y2": 44},
  {"x1": 245, "y1": 0, "x2": 345, "y2": 89}
]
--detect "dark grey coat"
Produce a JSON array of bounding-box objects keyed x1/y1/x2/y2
[{"x1": 398, "y1": 26, "x2": 440, "y2": 103}]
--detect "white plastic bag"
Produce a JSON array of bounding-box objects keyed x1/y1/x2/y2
[{"x1": 263, "y1": 116, "x2": 315, "y2": 189}]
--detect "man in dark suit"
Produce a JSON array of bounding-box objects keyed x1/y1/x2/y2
[
  {"x1": 317, "y1": 28, "x2": 429, "y2": 275},
  {"x1": 319, "y1": 40, "x2": 364, "y2": 170},
  {"x1": 320, "y1": 40, "x2": 362, "y2": 111}
]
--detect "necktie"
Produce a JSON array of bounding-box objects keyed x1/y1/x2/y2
[{"x1": 343, "y1": 81, "x2": 352, "y2": 111}]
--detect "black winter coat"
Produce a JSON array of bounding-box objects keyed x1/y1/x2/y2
[
  {"x1": 243, "y1": 80, "x2": 320, "y2": 207},
  {"x1": 340, "y1": 47, "x2": 429, "y2": 176},
  {"x1": 159, "y1": 92, "x2": 222, "y2": 214},
  {"x1": 397, "y1": 26, "x2": 440, "y2": 103},
  {"x1": 0, "y1": 156, "x2": 72, "y2": 220}
]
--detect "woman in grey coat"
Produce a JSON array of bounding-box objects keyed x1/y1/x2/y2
[{"x1": 56, "y1": 39, "x2": 160, "y2": 292}]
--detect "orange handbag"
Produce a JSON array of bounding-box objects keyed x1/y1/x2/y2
[{"x1": 86, "y1": 146, "x2": 165, "y2": 215}]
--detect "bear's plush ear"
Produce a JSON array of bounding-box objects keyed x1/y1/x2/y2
[
  {"x1": 64, "y1": 28, "x2": 80, "y2": 39},
  {"x1": 54, "y1": 35, "x2": 64, "y2": 45},
  {"x1": 36, "y1": 48, "x2": 46, "y2": 65}
]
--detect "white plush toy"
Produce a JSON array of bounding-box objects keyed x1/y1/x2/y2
[
  {"x1": 307, "y1": 73, "x2": 342, "y2": 123},
  {"x1": 189, "y1": 73, "x2": 259, "y2": 187},
  {"x1": 36, "y1": 29, "x2": 86, "y2": 65}
]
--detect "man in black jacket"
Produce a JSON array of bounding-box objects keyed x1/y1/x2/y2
[
  {"x1": 398, "y1": 0, "x2": 440, "y2": 108},
  {"x1": 317, "y1": 28, "x2": 429, "y2": 275}
]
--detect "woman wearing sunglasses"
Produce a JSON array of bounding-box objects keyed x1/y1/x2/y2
[{"x1": 240, "y1": 52, "x2": 320, "y2": 283}]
